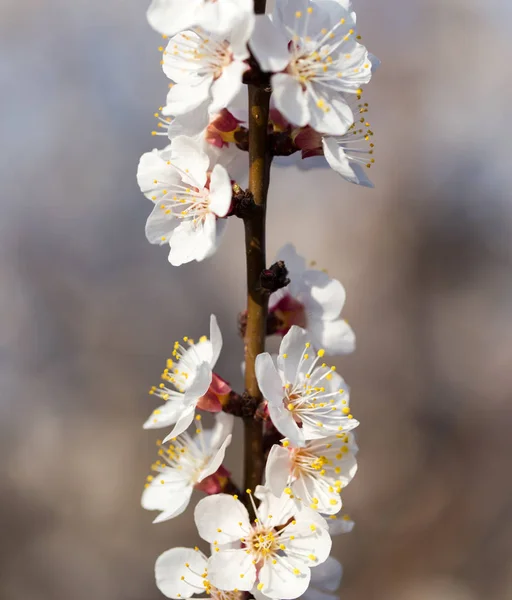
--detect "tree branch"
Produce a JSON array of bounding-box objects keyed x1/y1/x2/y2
[{"x1": 242, "y1": 0, "x2": 271, "y2": 509}]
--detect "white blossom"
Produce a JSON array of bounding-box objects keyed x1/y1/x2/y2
[
  {"x1": 326, "y1": 512, "x2": 355, "y2": 535},
  {"x1": 155, "y1": 546, "x2": 243, "y2": 600},
  {"x1": 269, "y1": 244, "x2": 356, "y2": 355},
  {"x1": 253, "y1": 556, "x2": 343, "y2": 600},
  {"x1": 161, "y1": 12, "x2": 253, "y2": 120},
  {"x1": 137, "y1": 136, "x2": 232, "y2": 266},
  {"x1": 265, "y1": 432, "x2": 358, "y2": 515},
  {"x1": 148, "y1": 0, "x2": 253, "y2": 38},
  {"x1": 194, "y1": 486, "x2": 332, "y2": 599},
  {"x1": 255, "y1": 326, "x2": 358, "y2": 447},
  {"x1": 142, "y1": 413, "x2": 233, "y2": 523},
  {"x1": 144, "y1": 315, "x2": 223, "y2": 438},
  {"x1": 249, "y1": 0, "x2": 373, "y2": 135}
]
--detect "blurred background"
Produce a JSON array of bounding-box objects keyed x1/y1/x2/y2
[{"x1": 1, "y1": 0, "x2": 512, "y2": 598}]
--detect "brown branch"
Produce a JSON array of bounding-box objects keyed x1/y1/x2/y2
[{"x1": 242, "y1": 0, "x2": 271, "y2": 511}]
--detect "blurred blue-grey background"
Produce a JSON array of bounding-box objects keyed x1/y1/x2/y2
[{"x1": 1, "y1": 0, "x2": 512, "y2": 599}]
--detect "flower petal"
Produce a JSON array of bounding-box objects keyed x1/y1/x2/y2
[
  {"x1": 195, "y1": 494, "x2": 251, "y2": 544},
  {"x1": 267, "y1": 398, "x2": 305, "y2": 447},
  {"x1": 297, "y1": 271, "x2": 346, "y2": 322},
  {"x1": 208, "y1": 548, "x2": 256, "y2": 591},
  {"x1": 275, "y1": 244, "x2": 306, "y2": 276},
  {"x1": 272, "y1": 73, "x2": 309, "y2": 127},
  {"x1": 165, "y1": 102, "x2": 210, "y2": 138},
  {"x1": 210, "y1": 60, "x2": 247, "y2": 114},
  {"x1": 162, "y1": 404, "x2": 196, "y2": 443},
  {"x1": 309, "y1": 556, "x2": 343, "y2": 592},
  {"x1": 198, "y1": 433, "x2": 232, "y2": 482},
  {"x1": 209, "y1": 314, "x2": 223, "y2": 367},
  {"x1": 145, "y1": 200, "x2": 178, "y2": 246},
  {"x1": 327, "y1": 514, "x2": 355, "y2": 535},
  {"x1": 155, "y1": 547, "x2": 206, "y2": 599},
  {"x1": 152, "y1": 487, "x2": 193, "y2": 523},
  {"x1": 209, "y1": 165, "x2": 232, "y2": 218},
  {"x1": 256, "y1": 352, "x2": 284, "y2": 405},
  {"x1": 143, "y1": 397, "x2": 184, "y2": 430},
  {"x1": 169, "y1": 136, "x2": 209, "y2": 189},
  {"x1": 322, "y1": 137, "x2": 374, "y2": 188},
  {"x1": 209, "y1": 412, "x2": 235, "y2": 450},
  {"x1": 265, "y1": 445, "x2": 291, "y2": 497},
  {"x1": 165, "y1": 77, "x2": 213, "y2": 116},
  {"x1": 249, "y1": 15, "x2": 290, "y2": 73},
  {"x1": 141, "y1": 472, "x2": 189, "y2": 511},
  {"x1": 309, "y1": 318, "x2": 356, "y2": 355},
  {"x1": 258, "y1": 556, "x2": 311, "y2": 600},
  {"x1": 277, "y1": 326, "x2": 312, "y2": 384},
  {"x1": 307, "y1": 89, "x2": 353, "y2": 136}
]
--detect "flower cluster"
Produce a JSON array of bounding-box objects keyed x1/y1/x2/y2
[{"x1": 137, "y1": 0, "x2": 379, "y2": 598}]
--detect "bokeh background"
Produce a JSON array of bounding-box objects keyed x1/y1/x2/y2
[{"x1": 1, "y1": 0, "x2": 512, "y2": 598}]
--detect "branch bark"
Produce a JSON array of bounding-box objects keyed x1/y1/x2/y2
[{"x1": 243, "y1": 0, "x2": 271, "y2": 507}]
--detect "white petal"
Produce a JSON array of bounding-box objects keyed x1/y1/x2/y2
[
  {"x1": 145, "y1": 200, "x2": 177, "y2": 246},
  {"x1": 165, "y1": 77, "x2": 213, "y2": 116},
  {"x1": 265, "y1": 445, "x2": 291, "y2": 497},
  {"x1": 209, "y1": 412, "x2": 235, "y2": 450},
  {"x1": 272, "y1": 73, "x2": 310, "y2": 127},
  {"x1": 208, "y1": 549, "x2": 256, "y2": 591},
  {"x1": 309, "y1": 318, "x2": 356, "y2": 355},
  {"x1": 137, "y1": 150, "x2": 180, "y2": 200},
  {"x1": 249, "y1": 15, "x2": 290, "y2": 73},
  {"x1": 141, "y1": 472, "x2": 189, "y2": 511},
  {"x1": 307, "y1": 89, "x2": 353, "y2": 136},
  {"x1": 277, "y1": 326, "x2": 312, "y2": 384},
  {"x1": 255, "y1": 487, "x2": 296, "y2": 529},
  {"x1": 210, "y1": 60, "x2": 247, "y2": 114},
  {"x1": 256, "y1": 352, "x2": 285, "y2": 405},
  {"x1": 155, "y1": 547, "x2": 206, "y2": 599},
  {"x1": 198, "y1": 433, "x2": 232, "y2": 482},
  {"x1": 327, "y1": 515, "x2": 355, "y2": 535},
  {"x1": 209, "y1": 314, "x2": 223, "y2": 367},
  {"x1": 143, "y1": 398, "x2": 184, "y2": 429},
  {"x1": 309, "y1": 556, "x2": 343, "y2": 591},
  {"x1": 209, "y1": 165, "x2": 232, "y2": 218},
  {"x1": 185, "y1": 361, "x2": 213, "y2": 401},
  {"x1": 284, "y1": 518, "x2": 332, "y2": 566},
  {"x1": 194, "y1": 494, "x2": 251, "y2": 544},
  {"x1": 152, "y1": 487, "x2": 193, "y2": 523},
  {"x1": 170, "y1": 136, "x2": 209, "y2": 188},
  {"x1": 259, "y1": 557, "x2": 311, "y2": 600},
  {"x1": 168, "y1": 220, "x2": 216, "y2": 266},
  {"x1": 165, "y1": 102, "x2": 210, "y2": 138},
  {"x1": 296, "y1": 270, "x2": 346, "y2": 321},
  {"x1": 322, "y1": 137, "x2": 374, "y2": 188},
  {"x1": 267, "y1": 398, "x2": 305, "y2": 447},
  {"x1": 162, "y1": 405, "x2": 196, "y2": 443},
  {"x1": 228, "y1": 4, "x2": 255, "y2": 56},
  {"x1": 275, "y1": 243, "x2": 306, "y2": 276}
]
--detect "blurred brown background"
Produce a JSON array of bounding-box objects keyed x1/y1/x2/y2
[{"x1": 1, "y1": 0, "x2": 512, "y2": 599}]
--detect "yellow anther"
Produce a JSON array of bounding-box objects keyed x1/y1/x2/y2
[{"x1": 317, "y1": 349, "x2": 325, "y2": 357}]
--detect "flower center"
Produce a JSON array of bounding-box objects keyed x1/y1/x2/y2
[
  {"x1": 290, "y1": 447, "x2": 328, "y2": 479},
  {"x1": 246, "y1": 526, "x2": 279, "y2": 562}
]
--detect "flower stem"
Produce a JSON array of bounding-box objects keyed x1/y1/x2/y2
[{"x1": 242, "y1": 2, "x2": 271, "y2": 504}]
